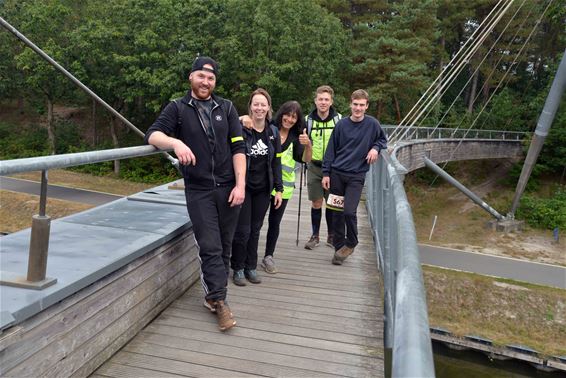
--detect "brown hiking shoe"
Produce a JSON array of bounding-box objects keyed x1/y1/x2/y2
[
  {"x1": 331, "y1": 254, "x2": 343, "y2": 265},
  {"x1": 333, "y1": 246, "x2": 355, "y2": 264},
  {"x1": 304, "y1": 235, "x2": 320, "y2": 250},
  {"x1": 204, "y1": 299, "x2": 233, "y2": 318},
  {"x1": 215, "y1": 300, "x2": 236, "y2": 331}
]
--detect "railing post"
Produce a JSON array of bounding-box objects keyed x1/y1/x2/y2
[
  {"x1": 0, "y1": 171, "x2": 57, "y2": 290},
  {"x1": 27, "y1": 170, "x2": 55, "y2": 284}
]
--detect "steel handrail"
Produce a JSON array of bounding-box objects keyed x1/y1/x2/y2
[
  {"x1": 0, "y1": 145, "x2": 169, "y2": 176},
  {"x1": 381, "y1": 126, "x2": 528, "y2": 141},
  {"x1": 366, "y1": 152, "x2": 435, "y2": 377},
  {"x1": 0, "y1": 145, "x2": 172, "y2": 290}
]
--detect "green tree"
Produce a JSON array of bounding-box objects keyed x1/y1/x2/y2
[
  {"x1": 8, "y1": 0, "x2": 79, "y2": 154},
  {"x1": 70, "y1": 0, "x2": 219, "y2": 172},
  {"x1": 349, "y1": 0, "x2": 439, "y2": 123},
  {"x1": 217, "y1": 0, "x2": 350, "y2": 112}
]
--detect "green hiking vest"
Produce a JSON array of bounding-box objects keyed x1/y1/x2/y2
[
  {"x1": 307, "y1": 114, "x2": 341, "y2": 161},
  {"x1": 272, "y1": 142, "x2": 296, "y2": 200}
]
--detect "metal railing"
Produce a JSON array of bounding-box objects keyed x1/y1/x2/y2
[
  {"x1": 0, "y1": 145, "x2": 171, "y2": 289},
  {"x1": 382, "y1": 126, "x2": 528, "y2": 141},
  {"x1": 366, "y1": 152, "x2": 435, "y2": 377}
]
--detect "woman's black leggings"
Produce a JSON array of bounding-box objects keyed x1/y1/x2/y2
[
  {"x1": 231, "y1": 189, "x2": 271, "y2": 271},
  {"x1": 264, "y1": 196, "x2": 289, "y2": 257}
]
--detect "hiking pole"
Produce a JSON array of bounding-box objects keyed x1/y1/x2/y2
[
  {"x1": 0, "y1": 16, "x2": 179, "y2": 171},
  {"x1": 296, "y1": 163, "x2": 305, "y2": 246}
]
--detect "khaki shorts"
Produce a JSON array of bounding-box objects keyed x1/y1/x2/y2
[{"x1": 307, "y1": 162, "x2": 329, "y2": 202}]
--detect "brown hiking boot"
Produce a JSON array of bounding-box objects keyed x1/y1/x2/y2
[
  {"x1": 333, "y1": 245, "x2": 355, "y2": 264},
  {"x1": 204, "y1": 298, "x2": 233, "y2": 318},
  {"x1": 331, "y1": 254, "x2": 343, "y2": 265},
  {"x1": 214, "y1": 300, "x2": 236, "y2": 331},
  {"x1": 304, "y1": 235, "x2": 320, "y2": 250}
]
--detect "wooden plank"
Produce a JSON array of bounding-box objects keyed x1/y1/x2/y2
[
  {"x1": 132, "y1": 332, "x2": 375, "y2": 378},
  {"x1": 142, "y1": 323, "x2": 382, "y2": 370},
  {"x1": 178, "y1": 294, "x2": 380, "y2": 321},
  {"x1": 46, "y1": 265, "x2": 199, "y2": 378},
  {"x1": 6, "y1": 255, "x2": 197, "y2": 377},
  {"x1": 162, "y1": 307, "x2": 382, "y2": 347},
  {"x1": 0, "y1": 234, "x2": 184, "y2": 353},
  {"x1": 109, "y1": 351, "x2": 259, "y2": 378},
  {"x1": 94, "y1": 362, "x2": 188, "y2": 378},
  {"x1": 170, "y1": 302, "x2": 383, "y2": 338},
  {"x1": 124, "y1": 339, "x2": 341, "y2": 378},
  {"x1": 152, "y1": 315, "x2": 379, "y2": 357},
  {"x1": 94, "y1": 188, "x2": 385, "y2": 377},
  {"x1": 71, "y1": 272, "x2": 200, "y2": 378},
  {"x1": 0, "y1": 233, "x2": 195, "y2": 370}
]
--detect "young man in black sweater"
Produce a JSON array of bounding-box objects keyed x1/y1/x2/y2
[{"x1": 322, "y1": 89, "x2": 387, "y2": 265}]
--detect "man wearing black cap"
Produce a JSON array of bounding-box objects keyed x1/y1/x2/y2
[{"x1": 145, "y1": 56, "x2": 245, "y2": 331}]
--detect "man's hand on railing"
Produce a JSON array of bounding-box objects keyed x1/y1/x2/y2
[
  {"x1": 173, "y1": 140, "x2": 196, "y2": 166},
  {"x1": 366, "y1": 149, "x2": 379, "y2": 164}
]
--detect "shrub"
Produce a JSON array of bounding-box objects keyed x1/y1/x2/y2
[
  {"x1": 517, "y1": 189, "x2": 566, "y2": 230},
  {"x1": 0, "y1": 121, "x2": 49, "y2": 159}
]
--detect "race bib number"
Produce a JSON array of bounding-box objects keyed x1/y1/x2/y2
[{"x1": 327, "y1": 194, "x2": 345, "y2": 209}]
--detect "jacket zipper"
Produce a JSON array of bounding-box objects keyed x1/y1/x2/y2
[{"x1": 189, "y1": 98, "x2": 218, "y2": 187}]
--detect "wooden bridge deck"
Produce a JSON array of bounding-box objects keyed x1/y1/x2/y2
[{"x1": 92, "y1": 190, "x2": 384, "y2": 377}]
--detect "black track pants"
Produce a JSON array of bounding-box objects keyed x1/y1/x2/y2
[
  {"x1": 186, "y1": 186, "x2": 240, "y2": 301},
  {"x1": 329, "y1": 171, "x2": 365, "y2": 251}
]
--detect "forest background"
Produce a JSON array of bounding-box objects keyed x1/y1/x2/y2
[{"x1": 1, "y1": 0, "x2": 565, "y2": 228}]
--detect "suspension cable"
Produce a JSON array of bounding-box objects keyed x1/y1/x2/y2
[
  {"x1": 430, "y1": 0, "x2": 553, "y2": 184},
  {"x1": 390, "y1": 0, "x2": 516, "y2": 143},
  {"x1": 392, "y1": 0, "x2": 508, "y2": 134},
  {"x1": 391, "y1": 0, "x2": 516, "y2": 143},
  {"x1": 404, "y1": 0, "x2": 532, "y2": 141}
]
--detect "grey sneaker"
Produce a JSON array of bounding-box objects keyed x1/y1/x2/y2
[
  {"x1": 304, "y1": 235, "x2": 320, "y2": 250},
  {"x1": 244, "y1": 269, "x2": 262, "y2": 284},
  {"x1": 261, "y1": 256, "x2": 277, "y2": 274},
  {"x1": 233, "y1": 269, "x2": 247, "y2": 286},
  {"x1": 326, "y1": 234, "x2": 334, "y2": 247}
]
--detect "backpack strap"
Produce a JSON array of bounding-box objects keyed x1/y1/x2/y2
[
  {"x1": 173, "y1": 98, "x2": 183, "y2": 127},
  {"x1": 307, "y1": 116, "x2": 313, "y2": 136},
  {"x1": 307, "y1": 113, "x2": 340, "y2": 135}
]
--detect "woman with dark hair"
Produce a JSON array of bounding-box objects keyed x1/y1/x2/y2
[
  {"x1": 261, "y1": 101, "x2": 312, "y2": 274},
  {"x1": 231, "y1": 88, "x2": 283, "y2": 286}
]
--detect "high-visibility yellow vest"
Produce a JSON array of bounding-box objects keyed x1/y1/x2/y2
[
  {"x1": 272, "y1": 142, "x2": 297, "y2": 200},
  {"x1": 307, "y1": 114, "x2": 341, "y2": 161}
]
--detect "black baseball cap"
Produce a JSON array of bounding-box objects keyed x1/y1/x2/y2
[{"x1": 190, "y1": 56, "x2": 218, "y2": 76}]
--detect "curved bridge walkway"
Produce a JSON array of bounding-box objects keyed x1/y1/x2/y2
[{"x1": 92, "y1": 190, "x2": 384, "y2": 377}]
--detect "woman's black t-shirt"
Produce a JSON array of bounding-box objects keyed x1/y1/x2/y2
[{"x1": 247, "y1": 128, "x2": 270, "y2": 192}]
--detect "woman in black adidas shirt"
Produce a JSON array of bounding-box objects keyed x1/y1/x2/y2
[{"x1": 231, "y1": 88, "x2": 283, "y2": 286}]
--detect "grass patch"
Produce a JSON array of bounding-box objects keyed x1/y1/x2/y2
[
  {"x1": 0, "y1": 190, "x2": 93, "y2": 233},
  {"x1": 424, "y1": 265, "x2": 566, "y2": 357},
  {"x1": 10, "y1": 169, "x2": 154, "y2": 196}
]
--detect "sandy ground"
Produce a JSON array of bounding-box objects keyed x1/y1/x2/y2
[{"x1": 408, "y1": 160, "x2": 565, "y2": 267}]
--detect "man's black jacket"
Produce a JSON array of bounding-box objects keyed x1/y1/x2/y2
[{"x1": 145, "y1": 92, "x2": 245, "y2": 190}]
